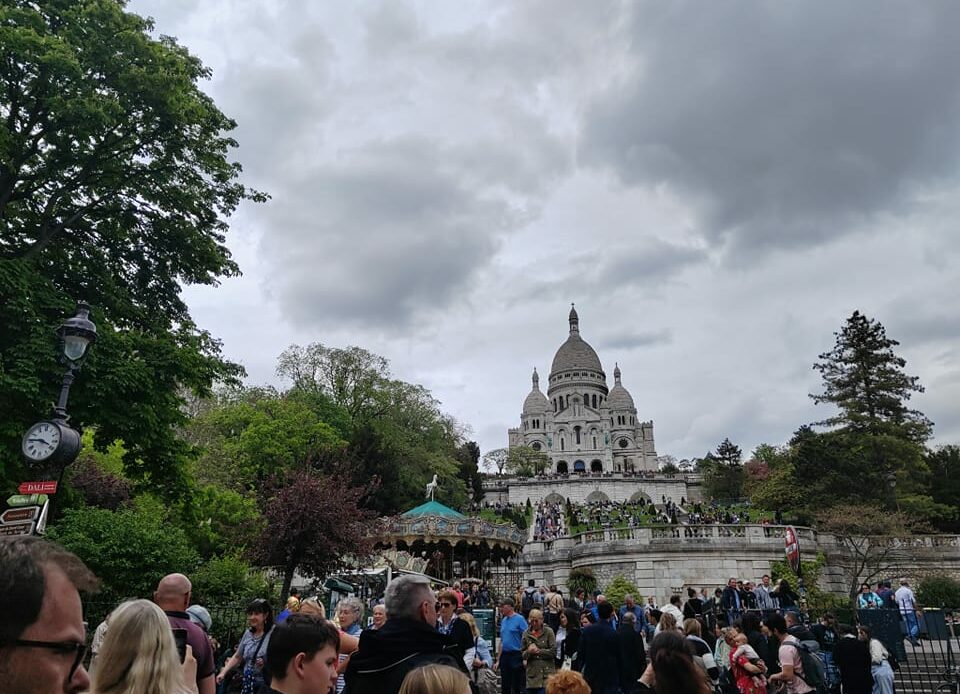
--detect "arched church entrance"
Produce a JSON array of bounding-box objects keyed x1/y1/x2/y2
[
  {"x1": 574, "y1": 460, "x2": 586, "y2": 472},
  {"x1": 629, "y1": 491, "x2": 652, "y2": 503},
  {"x1": 544, "y1": 492, "x2": 565, "y2": 505},
  {"x1": 585, "y1": 490, "x2": 610, "y2": 504},
  {"x1": 590, "y1": 459, "x2": 603, "y2": 473},
  {"x1": 556, "y1": 461, "x2": 568, "y2": 474}
]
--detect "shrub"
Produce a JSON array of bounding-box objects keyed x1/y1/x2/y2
[
  {"x1": 603, "y1": 575, "x2": 642, "y2": 609},
  {"x1": 567, "y1": 567, "x2": 597, "y2": 597},
  {"x1": 47, "y1": 499, "x2": 198, "y2": 601},
  {"x1": 917, "y1": 574, "x2": 960, "y2": 608}
]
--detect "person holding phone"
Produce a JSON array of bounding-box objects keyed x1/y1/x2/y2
[
  {"x1": 90, "y1": 599, "x2": 198, "y2": 694},
  {"x1": 217, "y1": 599, "x2": 275, "y2": 694},
  {"x1": 155, "y1": 573, "x2": 216, "y2": 694}
]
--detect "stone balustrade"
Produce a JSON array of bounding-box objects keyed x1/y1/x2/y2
[{"x1": 521, "y1": 524, "x2": 960, "y2": 601}]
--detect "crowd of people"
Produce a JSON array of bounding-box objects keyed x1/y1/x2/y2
[
  {"x1": 548, "y1": 498, "x2": 781, "y2": 536},
  {"x1": 532, "y1": 502, "x2": 567, "y2": 541},
  {"x1": 1, "y1": 535, "x2": 923, "y2": 694}
]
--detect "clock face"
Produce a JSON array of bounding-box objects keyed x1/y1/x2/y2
[{"x1": 22, "y1": 422, "x2": 61, "y2": 461}]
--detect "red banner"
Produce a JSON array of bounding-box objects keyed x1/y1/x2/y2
[{"x1": 785, "y1": 525, "x2": 802, "y2": 577}]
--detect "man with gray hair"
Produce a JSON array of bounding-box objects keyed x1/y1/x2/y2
[{"x1": 343, "y1": 574, "x2": 472, "y2": 694}]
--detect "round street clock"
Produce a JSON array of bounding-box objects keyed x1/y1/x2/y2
[{"x1": 21, "y1": 420, "x2": 82, "y2": 466}]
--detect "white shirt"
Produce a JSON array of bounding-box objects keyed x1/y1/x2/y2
[
  {"x1": 662, "y1": 603, "x2": 684, "y2": 624},
  {"x1": 895, "y1": 585, "x2": 917, "y2": 613}
]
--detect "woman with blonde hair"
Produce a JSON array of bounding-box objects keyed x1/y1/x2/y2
[
  {"x1": 522, "y1": 608, "x2": 557, "y2": 694},
  {"x1": 399, "y1": 663, "x2": 472, "y2": 694},
  {"x1": 91, "y1": 599, "x2": 197, "y2": 694},
  {"x1": 654, "y1": 611, "x2": 679, "y2": 635}
]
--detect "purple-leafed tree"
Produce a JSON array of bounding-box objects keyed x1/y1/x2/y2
[{"x1": 251, "y1": 469, "x2": 373, "y2": 597}]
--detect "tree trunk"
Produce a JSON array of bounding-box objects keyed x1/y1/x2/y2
[{"x1": 281, "y1": 561, "x2": 296, "y2": 601}]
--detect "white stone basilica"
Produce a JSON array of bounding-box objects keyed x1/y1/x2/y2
[{"x1": 508, "y1": 306, "x2": 658, "y2": 473}]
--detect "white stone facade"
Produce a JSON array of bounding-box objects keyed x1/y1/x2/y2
[
  {"x1": 509, "y1": 307, "x2": 658, "y2": 474},
  {"x1": 483, "y1": 474, "x2": 701, "y2": 507}
]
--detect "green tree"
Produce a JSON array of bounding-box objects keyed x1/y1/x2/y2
[
  {"x1": 47, "y1": 497, "x2": 199, "y2": 601},
  {"x1": 506, "y1": 445, "x2": 551, "y2": 477},
  {"x1": 187, "y1": 390, "x2": 346, "y2": 491},
  {"x1": 701, "y1": 438, "x2": 746, "y2": 500},
  {"x1": 191, "y1": 553, "x2": 275, "y2": 606},
  {"x1": 923, "y1": 446, "x2": 960, "y2": 532},
  {"x1": 0, "y1": 0, "x2": 262, "y2": 495},
  {"x1": 812, "y1": 311, "x2": 932, "y2": 443},
  {"x1": 810, "y1": 312, "x2": 934, "y2": 512},
  {"x1": 603, "y1": 575, "x2": 642, "y2": 610},
  {"x1": 275, "y1": 343, "x2": 470, "y2": 513}
]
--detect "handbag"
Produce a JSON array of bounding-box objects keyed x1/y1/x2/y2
[{"x1": 474, "y1": 666, "x2": 500, "y2": 694}]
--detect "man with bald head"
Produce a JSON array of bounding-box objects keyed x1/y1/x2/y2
[{"x1": 155, "y1": 573, "x2": 215, "y2": 694}]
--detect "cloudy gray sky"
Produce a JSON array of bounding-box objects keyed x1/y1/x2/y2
[{"x1": 130, "y1": 0, "x2": 960, "y2": 461}]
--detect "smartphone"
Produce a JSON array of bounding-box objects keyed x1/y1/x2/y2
[{"x1": 172, "y1": 628, "x2": 188, "y2": 663}]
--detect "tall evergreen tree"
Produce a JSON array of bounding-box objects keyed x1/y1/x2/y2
[
  {"x1": 811, "y1": 311, "x2": 932, "y2": 443},
  {"x1": 808, "y1": 311, "x2": 933, "y2": 512}
]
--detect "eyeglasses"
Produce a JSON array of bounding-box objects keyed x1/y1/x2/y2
[
  {"x1": 10, "y1": 639, "x2": 87, "y2": 681},
  {"x1": 438, "y1": 602, "x2": 453, "y2": 608}
]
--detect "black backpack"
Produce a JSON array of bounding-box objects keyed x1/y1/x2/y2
[
  {"x1": 780, "y1": 640, "x2": 829, "y2": 694},
  {"x1": 521, "y1": 590, "x2": 536, "y2": 615}
]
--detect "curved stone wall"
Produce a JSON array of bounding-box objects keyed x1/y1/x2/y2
[{"x1": 519, "y1": 525, "x2": 960, "y2": 604}]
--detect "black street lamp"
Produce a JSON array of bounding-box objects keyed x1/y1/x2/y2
[
  {"x1": 53, "y1": 302, "x2": 98, "y2": 420},
  {"x1": 20, "y1": 304, "x2": 97, "y2": 475}
]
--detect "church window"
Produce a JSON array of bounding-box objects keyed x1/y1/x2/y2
[
  {"x1": 590, "y1": 459, "x2": 603, "y2": 472},
  {"x1": 574, "y1": 426, "x2": 581, "y2": 444},
  {"x1": 560, "y1": 437, "x2": 565, "y2": 451},
  {"x1": 556, "y1": 460, "x2": 568, "y2": 474},
  {"x1": 574, "y1": 460, "x2": 586, "y2": 472},
  {"x1": 592, "y1": 436, "x2": 597, "y2": 448},
  {"x1": 592, "y1": 394, "x2": 597, "y2": 408}
]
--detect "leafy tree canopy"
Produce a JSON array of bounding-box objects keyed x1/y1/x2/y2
[
  {"x1": 47, "y1": 495, "x2": 199, "y2": 601},
  {"x1": 250, "y1": 469, "x2": 373, "y2": 598},
  {"x1": 0, "y1": 0, "x2": 262, "y2": 495}
]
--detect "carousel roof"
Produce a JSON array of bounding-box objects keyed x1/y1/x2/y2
[
  {"x1": 377, "y1": 502, "x2": 526, "y2": 549},
  {"x1": 402, "y1": 500, "x2": 467, "y2": 520}
]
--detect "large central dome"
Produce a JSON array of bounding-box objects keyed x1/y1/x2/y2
[{"x1": 550, "y1": 305, "x2": 604, "y2": 375}]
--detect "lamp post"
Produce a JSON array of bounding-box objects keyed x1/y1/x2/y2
[
  {"x1": 19, "y1": 303, "x2": 97, "y2": 480},
  {"x1": 52, "y1": 302, "x2": 98, "y2": 421},
  {"x1": 4, "y1": 304, "x2": 97, "y2": 536}
]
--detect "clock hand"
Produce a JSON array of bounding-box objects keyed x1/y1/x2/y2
[{"x1": 28, "y1": 437, "x2": 51, "y2": 445}]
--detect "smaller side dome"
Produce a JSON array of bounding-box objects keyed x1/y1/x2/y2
[
  {"x1": 606, "y1": 362, "x2": 636, "y2": 411},
  {"x1": 523, "y1": 367, "x2": 550, "y2": 414}
]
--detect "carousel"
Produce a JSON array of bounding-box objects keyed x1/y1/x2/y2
[{"x1": 372, "y1": 478, "x2": 525, "y2": 598}]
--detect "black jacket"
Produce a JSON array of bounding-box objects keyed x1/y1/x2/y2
[
  {"x1": 343, "y1": 618, "x2": 471, "y2": 694},
  {"x1": 578, "y1": 621, "x2": 621, "y2": 692},
  {"x1": 616, "y1": 623, "x2": 648, "y2": 689},
  {"x1": 834, "y1": 635, "x2": 873, "y2": 694}
]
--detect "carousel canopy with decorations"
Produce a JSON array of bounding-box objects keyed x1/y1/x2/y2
[
  {"x1": 377, "y1": 500, "x2": 525, "y2": 548},
  {"x1": 372, "y1": 496, "x2": 525, "y2": 587}
]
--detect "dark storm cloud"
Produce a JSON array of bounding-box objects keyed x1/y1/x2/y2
[{"x1": 579, "y1": 2, "x2": 960, "y2": 255}]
